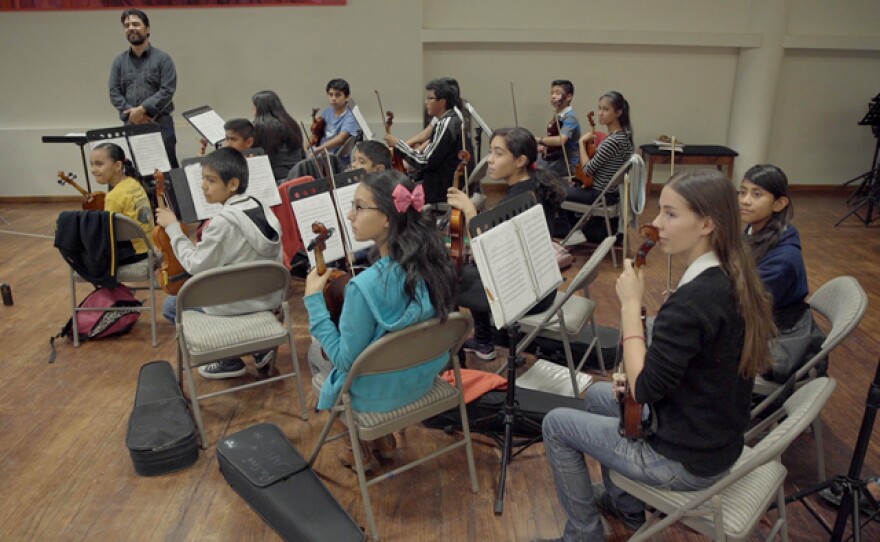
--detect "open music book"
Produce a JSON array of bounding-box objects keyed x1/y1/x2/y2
[
  {"x1": 173, "y1": 153, "x2": 282, "y2": 221},
  {"x1": 183, "y1": 105, "x2": 227, "y2": 146},
  {"x1": 288, "y1": 169, "x2": 373, "y2": 268},
  {"x1": 471, "y1": 204, "x2": 563, "y2": 329},
  {"x1": 86, "y1": 124, "x2": 170, "y2": 176}
]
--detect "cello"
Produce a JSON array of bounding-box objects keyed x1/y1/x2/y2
[
  {"x1": 307, "y1": 221, "x2": 351, "y2": 326},
  {"x1": 449, "y1": 149, "x2": 471, "y2": 277},
  {"x1": 57, "y1": 171, "x2": 105, "y2": 211},
  {"x1": 616, "y1": 224, "x2": 659, "y2": 439},
  {"x1": 152, "y1": 170, "x2": 191, "y2": 294}
]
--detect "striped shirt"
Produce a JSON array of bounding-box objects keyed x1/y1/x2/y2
[{"x1": 583, "y1": 130, "x2": 634, "y2": 192}]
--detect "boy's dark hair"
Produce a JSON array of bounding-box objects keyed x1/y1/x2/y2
[
  {"x1": 552, "y1": 79, "x2": 574, "y2": 97},
  {"x1": 355, "y1": 140, "x2": 392, "y2": 170},
  {"x1": 202, "y1": 147, "x2": 249, "y2": 193},
  {"x1": 425, "y1": 78, "x2": 458, "y2": 112},
  {"x1": 224, "y1": 118, "x2": 254, "y2": 141},
  {"x1": 326, "y1": 78, "x2": 351, "y2": 97},
  {"x1": 120, "y1": 9, "x2": 149, "y2": 27}
]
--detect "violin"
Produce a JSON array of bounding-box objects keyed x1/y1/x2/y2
[
  {"x1": 542, "y1": 113, "x2": 563, "y2": 161},
  {"x1": 575, "y1": 111, "x2": 597, "y2": 189},
  {"x1": 56, "y1": 171, "x2": 105, "y2": 211},
  {"x1": 449, "y1": 149, "x2": 471, "y2": 276},
  {"x1": 375, "y1": 90, "x2": 408, "y2": 174},
  {"x1": 310, "y1": 108, "x2": 326, "y2": 149},
  {"x1": 152, "y1": 170, "x2": 191, "y2": 295},
  {"x1": 308, "y1": 221, "x2": 352, "y2": 326},
  {"x1": 199, "y1": 138, "x2": 208, "y2": 156},
  {"x1": 617, "y1": 224, "x2": 660, "y2": 439},
  {"x1": 384, "y1": 111, "x2": 408, "y2": 174}
]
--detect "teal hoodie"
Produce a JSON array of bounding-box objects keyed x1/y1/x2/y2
[{"x1": 305, "y1": 256, "x2": 447, "y2": 412}]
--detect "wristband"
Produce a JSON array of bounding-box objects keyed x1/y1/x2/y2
[{"x1": 621, "y1": 335, "x2": 645, "y2": 344}]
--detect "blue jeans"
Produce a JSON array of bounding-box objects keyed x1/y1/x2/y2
[{"x1": 542, "y1": 382, "x2": 725, "y2": 541}]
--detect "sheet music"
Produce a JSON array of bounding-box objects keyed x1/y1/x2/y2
[
  {"x1": 517, "y1": 205, "x2": 563, "y2": 296},
  {"x1": 472, "y1": 224, "x2": 534, "y2": 328},
  {"x1": 332, "y1": 182, "x2": 374, "y2": 253},
  {"x1": 184, "y1": 162, "x2": 223, "y2": 219},
  {"x1": 349, "y1": 103, "x2": 374, "y2": 141},
  {"x1": 89, "y1": 137, "x2": 131, "y2": 161},
  {"x1": 188, "y1": 109, "x2": 227, "y2": 145},
  {"x1": 290, "y1": 192, "x2": 345, "y2": 266},
  {"x1": 244, "y1": 155, "x2": 282, "y2": 207},
  {"x1": 128, "y1": 131, "x2": 171, "y2": 174}
]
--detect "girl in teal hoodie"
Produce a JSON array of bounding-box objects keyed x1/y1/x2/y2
[{"x1": 304, "y1": 171, "x2": 457, "y2": 465}]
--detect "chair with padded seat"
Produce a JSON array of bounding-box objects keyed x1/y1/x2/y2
[
  {"x1": 308, "y1": 312, "x2": 479, "y2": 541},
  {"x1": 610, "y1": 377, "x2": 837, "y2": 542},
  {"x1": 68, "y1": 213, "x2": 160, "y2": 347},
  {"x1": 175, "y1": 261, "x2": 308, "y2": 447}
]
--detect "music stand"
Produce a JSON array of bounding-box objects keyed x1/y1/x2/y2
[
  {"x1": 41, "y1": 133, "x2": 92, "y2": 192},
  {"x1": 836, "y1": 93, "x2": 880, "y2": 226},
  {"x1": 780, "y1": 356, "x2": 880, "y2": 541},
  {"x1": 467, "y1": 192, "x2": 560, "y2": 515},
  {"x1": 464, "y1": 101, "x2": 492, "y2": 161}
]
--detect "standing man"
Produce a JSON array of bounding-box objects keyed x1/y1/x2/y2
[{"x1": 109, "y1": 9, "x2": 179, "y2": 168}]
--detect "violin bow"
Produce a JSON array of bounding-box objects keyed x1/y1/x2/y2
[
  {"x1": 322, "y1": 150, "x2": 357, "y2": 274},
  {"x1": 664, "y1": 135, "x2": 677, "y2": 299},
  {"x1": 554, "y1": 113, "x2": 576, "y2": 182},
  {"x1": 510, "y1": 81, "x2": 519, "y2": 127}
]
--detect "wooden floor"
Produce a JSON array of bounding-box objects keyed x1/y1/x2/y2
[{"x1": 1, "y1": 190, "x2": 879, "y2": 542}]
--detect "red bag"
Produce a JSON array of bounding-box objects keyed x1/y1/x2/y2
[{"x1": 50, "y1": 286, "x2": 142, "y2": 361}]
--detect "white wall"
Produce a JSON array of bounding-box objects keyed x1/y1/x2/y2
[
  {"x1": 0, "y1": 1, "x2": 423, "y2": 197},
  {"x1": 1, "y1": 0, "x2": 878, "y2": 196}
]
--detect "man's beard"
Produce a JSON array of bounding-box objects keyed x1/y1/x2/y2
[{"x1": 127, "y1": 32, "x2": 147, "y2": 46}]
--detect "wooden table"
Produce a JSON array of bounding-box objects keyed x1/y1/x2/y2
[{"x1": 640, "y1": 144, "x2": 738, "y2": 193}]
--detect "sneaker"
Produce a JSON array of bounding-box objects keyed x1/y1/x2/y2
[
  {"x1": 338, "y1": 440, "x2": 376, "y2": 473},
  {"x1": 593, "y1": 483, "x2": 646, "y2": 531},
  {"x1": 372, "y1": 434, "x2": 397, "y2": 460},
  {"x1": 198, "y1": 358, "x2": 247, "y2": 379},
  {"x1": 253, "y1": 349, "x2": 276, "y2": 371},
  {"x1": 463, "y1": 338, "x2": 497, "y2": 361}
]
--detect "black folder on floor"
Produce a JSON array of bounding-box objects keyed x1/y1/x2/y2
[{"x1": 216, "y1": 423, "x2": 365, "y2": 542}]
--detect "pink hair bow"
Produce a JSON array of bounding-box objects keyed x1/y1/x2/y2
[{"x1": 392, "y1": 183, "x2": 425, "y2": 213}]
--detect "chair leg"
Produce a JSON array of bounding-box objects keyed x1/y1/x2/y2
[
  {"x1": 813, "y1": 418, "x2": 825, "y2": 483},
  {"x1": 287, "y1": 333, "x2": 309, "y2": 421},
  {"x1": 70, "y1": 271, "x2": 80, "y2": 348},
  {"x1": 180, "y1": 350, "x2": 208, "y2": 448},
  {"x1": 308, "y1": 409, "x2": 341, "y2": 466},
  {"x1": 590, "y1": 317, "x2": 606, "y2": 375},
  {"x1": 777, "y1": 485, "x2": 788, "y2": 542},
  {"x1": 148, "y1": 271, "x2": 158, "y2": 348},
  {"x1": 457, "y1": 398, "x2": 480, "y2": 494},
  {"x1": 560, "y1": 332, "x2": 579, "y2": 398},
  {"x1": 343, "y1": 401, "x2": 379, "y2": 541},
  {"x1": 604, "y1": 213, "x2": 619, "y2": 268}
]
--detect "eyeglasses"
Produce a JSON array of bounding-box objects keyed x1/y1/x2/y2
[
  {"x1": 425, "y1": 96, "x2": 437, "y2": 102},
  {"x1": 350, "y1": 201, "x2": 381, "y2": 216}
]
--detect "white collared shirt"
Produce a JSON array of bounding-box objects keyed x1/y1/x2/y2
[{"x1": 677, "y1": 251, "x2": 721, "y2": 289}]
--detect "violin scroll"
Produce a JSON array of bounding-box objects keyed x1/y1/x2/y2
[{"x1": 634, "y1": 224, "x2": 659, "y2": 269}]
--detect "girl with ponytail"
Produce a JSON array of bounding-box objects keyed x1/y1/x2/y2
[
  {"x1": 305, "y1": 170, "x2": 456, "y2": 470},
  {"x1": 90, "y1": 142, "x2": 154, "y2": 263},
  {"x1": 447, "y1": 126, "x2": 566, "y2": 360},
  {"x1": 739, "y1": 164, "x2": 809, "y2": 327}
]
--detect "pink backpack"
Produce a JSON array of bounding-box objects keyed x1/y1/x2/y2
[{"x1": 50, "y1": 285, "x2": 142, "y2": 362}]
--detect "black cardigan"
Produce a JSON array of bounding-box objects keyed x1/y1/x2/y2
[{"x1": 638, "y1": 267, "x2": 752, "y2": 477}]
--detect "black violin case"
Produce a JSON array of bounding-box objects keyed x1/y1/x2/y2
[
  {"x1": 125, "y1": 360, "x2": 199, "y2": 476},
  {"x1": 216, "y1": 423, "x2": 366, "y2": 542}
]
